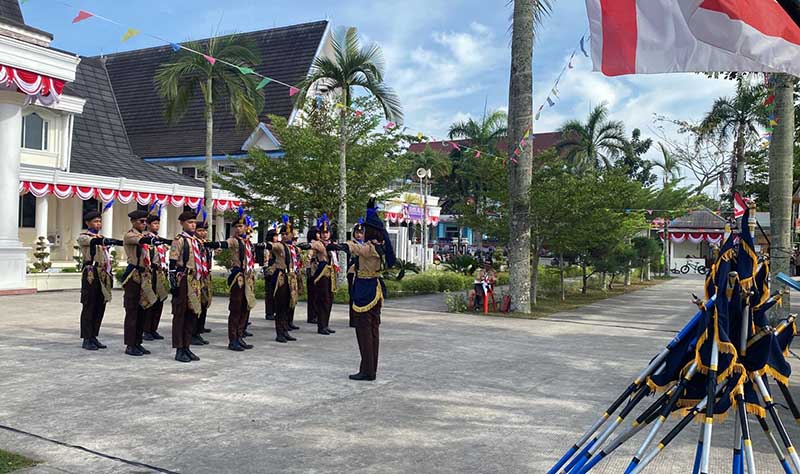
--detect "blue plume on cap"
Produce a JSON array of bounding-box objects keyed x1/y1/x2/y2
[
  {"x1": 196, "y1": 198, "x2": 204, "y2": 210},
  {"x1": 149, "y1": 200, "x2": 158, "y2": 212},
  {"x1": 102, "y1": 199, "x2": 115, "y2": 213},
  {"x1": 282, "y1": 214, "x2": 289, "y2": 224},
  {"x1": 358, "y1": 218, "x2": 364, "y2": 225},
  {"x1": 238, "y1": 207, "x2": 245, "y2": 218}
]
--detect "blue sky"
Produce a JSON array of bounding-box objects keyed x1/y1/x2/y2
[{"x1": 23, "y1": 0, "x2": 734, "y2": 180}]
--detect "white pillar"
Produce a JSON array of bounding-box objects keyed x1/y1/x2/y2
[
  {"x1": 215, "y1": 213, "x2": 224, "y2": 241},
  {"x1": 102, "y1": 202, "x2": 114, "y2": 239},
  {"x1": 72, "y1": 200, "x2": 82, "y2": 251},
  {"x1": 159, "y1": 205, "x2": 169, "y2": 238},
  {"x1": 0, "y1": 101, "x2": 28, "y2": 290},
  {"x1": 35, "y1": 196, "x2": 48, "y2": 240}
]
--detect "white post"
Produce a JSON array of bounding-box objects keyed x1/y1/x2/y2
[
  {"x1": 102, "y1": 201, "x2": 114, "y2": 238},
  {"x1": 215, "y1": 213, "x2": 224, "y2": 241},
  {"x1": 35, "y1": 196, "x2": 48, "y2": 243},
  {"x1": 158, "y1": 205, "x2": 168, "y2": 238},
  {"x1": 0, "y1": 100, "x2": 29, "y2": 290}
]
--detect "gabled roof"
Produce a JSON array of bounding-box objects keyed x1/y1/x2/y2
[
  {"x1": 63, "y1": 57, "x2": 201, "y2": 186},
  {"x1": 669, "y1": 207, "x2": 728, "y2": 231},
  {"x1": 102, "y1": 20, "x2": 329, "y2": 159},
  {"x1": 0, "y1": 0, "x2": 23, "y2": 25},
  {"x1": 407, "y1": 131, "x2": 563, "y2": 157}
]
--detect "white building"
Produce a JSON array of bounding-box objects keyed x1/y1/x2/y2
[{"x1": 0, "y1": 1, "x2": 332, "y2": 292}]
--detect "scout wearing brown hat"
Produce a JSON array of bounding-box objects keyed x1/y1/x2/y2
[
  {"x1": 192, "y1": 220, "x2": 213, "y2": 341},
  {"x1": 142, "y1": 206, "x2": 171, "y2": 342},
  {"x1": 168, "y1": 210, "x2": 204, "y2": 362},
  {"x1": 77, "y1": 209, "x2": 123, "y2": 351},
  {"x1": 122, "y1": 209, "x2": 165, "y2": 357}
]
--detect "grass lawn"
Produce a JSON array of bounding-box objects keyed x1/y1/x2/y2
[
  {"x1": 479, "y1": 277, "x2": 669, "y2": 320},
  {"x1": 0, "y1": 449, "x2": 36, "y2": 474}
]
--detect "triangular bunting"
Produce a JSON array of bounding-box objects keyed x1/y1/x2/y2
[
  {"x1": 72, "y1": 10, "x2": 94, "y2": 23},
  {"x1": 121, "y1": 28, "x2": 140, "y2": 42},
  {"x1": 203, "y1": 54, "x2": 216, "y2": 65},
  {"x1": 256, "y1": 77, "x2": 271, "y2": 90},
  {"x1": 237, "y1": 66, "x2": 255, "y2": 75},
  {"x1": 170, "y1": 43, "x2": 181, "y2": 52},
  {"x1": 289, "y1": 86, "x2": 300, "y2": 97}
]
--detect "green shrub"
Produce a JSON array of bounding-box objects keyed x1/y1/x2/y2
[
  {"x1": 400, "y1": 273, "x2": 439, "y2": 294},
  {"x1": 496, "y1": 272, "x2": 509, "y2": 286},
  {"x1": 215, "y1": 248, "x2": 233, "y2": 270},
  {"x1": 443, "y1": 255, "x2": 478, "y2": 275},
  {"x1": 437, "y1": 272, "x2": 466, "y2": 292},
  {"x1": 384, "y1": 279, "x2": 403, "y2": 297},
  {"x1": 60, "y1": 267, "x2": 79, "y2": 273},
  {"x1": 444, "y1": 291, "x2": 469, "y2": 313}
]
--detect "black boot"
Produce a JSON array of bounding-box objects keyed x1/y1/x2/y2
[
  {"x1": 288, "y1": 324, "x2": 300, "y2": 331},
  {"x1": 82, "y1": 338, "x2": 98, "y2": 351},
  {"x1": 191, "y1": 335, "x2": 206, "y2": 346},
  {"x1": 284, "y1": 331, "x2": 297, "y2": 342},
  {"x1": 142, "y1": 332, "x2": 154, "y2": 341},
  {"x1": 91, "y1": 337, "x2": 107, "y2": 349},
  {"x1": 175, "y1": 348, "x2": 192, "y2": 362},
  {"x1": 202, "y1": 328, "x2": 212, "y2": 333},
  {"x1": 125, "y1": 345, "x2": 143, "y2": 356},
  {"x1": 185, "y1": 347, "x2": 200, "y2": 361},
  {"x1": 265, "y1": 314, "x2": 275, "y2": 321},
  {"x1": 325, "y1": 328, "x2": 336, "y2": 334},
  {"x1": 137, "y1": 345, "x2": 151, "y2": 355},
  {"x1": 151, "y1": 331, "x2": 165, "y2": 340},
  {"x1": 243, "y1": 330, "x2": 253, "y2": 337},
  {"x1": 317, "y1": 329, "x2": 331, "y2": 335},
  {"x1": 349, "y1": 373, "x2": 373, "y2": 381},
  {"x1": 239, "y1": 338, "x2": 254, "y2": 350},
  {"x1": 275, "y1": 333, "x2": 288, "y2": 343},
  {"x1": 228, "y1": 340, "x2": 245, "y2": 351}
]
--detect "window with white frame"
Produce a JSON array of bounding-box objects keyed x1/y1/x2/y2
[
  {"x1": 181, "y1": 167, "x2": 196, "y2": 178},
  {"x1": 21, "y1": 113, "x2": 49, "y2": 151}
]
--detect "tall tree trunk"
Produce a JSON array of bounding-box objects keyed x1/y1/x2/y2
[
  {"x1": 769, "y1": 74, "x2": 795, "y2": 321},
  {"x1": 507, "y1": 0, "x2": 535, "y2": 313},
  {"x1": 732, "y1": 121, "x2": 747, "y2": 193},
  {"x1": 204, "y1": 79, "x2": 214, "y2": 239},
  {"x1": 560, "y1": 252, "x2": 566, "y2": 302},
  {"x1": 530, "y1": 239, "x2": 541, "y2": 306},
  {"x1": 581, "y1": 260, "x2": 588, "y2": 295},
  {"x1": 337, "y1": 89, "x2": 349, "y2": 285}
]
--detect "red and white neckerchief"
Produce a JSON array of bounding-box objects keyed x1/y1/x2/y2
[
  {"x1": 289, "y1": 243, "x2": 301, "y2": 272},
  {"x1": 324, "y1": 240, "x2": 340, "y2": 272},
  {"x1": 240, "y1": 237, "x2": 254, "y2": 272},
  {"x1": 141, "y1": 242, "x2": 151, "y2": 267},
  {"x1": 183, "y1": 232, "x2": 208, "y2": 279},
  {"x1": 156, "y1": 244, "x2": 169, "y2": 270},
  {"x1": 91, "y1": 232, "x2": 113, "y2": 275}
]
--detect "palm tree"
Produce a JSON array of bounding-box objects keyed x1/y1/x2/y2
[
  {"x1": 556, "y1": 103, "x2": 628, "y2": 172},
  {"x1": 293, "y1": 27, "x2": 403, "y2": 255},
  {"x1": 699, "y1": 80, "x2": 766, "y2": 194},
  {"x1": 155, "y1": 34, "x2": 263, "y2": 238},
  {"x1": 447, "y1": 109, "x2": 508, "y2": 248},
  {"x1": 652, "y1": 143, "x2": 683, "y2": 187},
  {"x1": 411, "y1": 146, "x2": 452, "y2": 181},
  {"x1": 768, "y1": 74, "x2": 795, "y2": 320},
  {"x1": 508, "y1": 0, "x2": 552, "y2": 314}
]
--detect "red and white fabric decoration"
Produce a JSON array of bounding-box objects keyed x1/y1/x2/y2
[
  {"x1": 186, "y1": 234, "x2": 208, "y2": 279},
  {"x1": 586, "y1": 0, "x2": 800, "y2": 77},
  {"x1": 18, "y1": 181, "x2": 241, "y2": 211},
  {"x1": 0, "y1": 64, "x2": 65, "y2": 105},
  {"x1": 659, "y1": 231, "x2": 724, "y2": 244}
]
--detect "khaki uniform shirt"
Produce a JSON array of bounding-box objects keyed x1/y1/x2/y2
[
  {"x1": 123, "y1": 228, "x2": 148, "y2": 267},
  {"x1": 77, "y1": 232, "x2": 109, "y2": 267},
  {"x1": 270, "y1": 242, "x2": 289, "y2": 271},
  {"x1": 170, "y1": 234, "x2": 198, "y2": 271},
  {"x1": 345, "y1": 241, "x2": 381, "y2": 277}
]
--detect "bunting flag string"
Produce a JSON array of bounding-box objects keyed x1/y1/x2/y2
[
  {"x1": 535, "y1": 31, "x2": 590, "y2": 125},
  {"x1": 39, "y1": 1, "x2": 559, "y2": 166}
]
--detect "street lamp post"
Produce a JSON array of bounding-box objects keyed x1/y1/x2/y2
[{"x1": 417, "y1": 167, "x2": 432, "y2": 271}]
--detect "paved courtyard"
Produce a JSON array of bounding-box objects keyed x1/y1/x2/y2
[{"x1": 0, "y1": 277, "x2": 797, "y2": 473}]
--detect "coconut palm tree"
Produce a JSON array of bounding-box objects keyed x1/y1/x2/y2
[
  {"x1": 699, "y1": 80, "x2": 766, "y2": 194},
  {"x1": 293, "y1": 27, "x2": 403, "y2": 253},
  {"x1": 768, "y1": 74, "x2": 795, "y2": 320},
  {"x1": 556, "y1": 103, "x2": 628, "y2": 172},
  {"x1": 652, "y1": 143, "x2": 683, "y2": 187},
  {"x1": 448, "y1": 109, "x2": 508, "y2": 150},
  {"x1": 155, "y1": 34, "x2": 263, "y2": 238},
  {"x1": 507, "y1": 0, "x2": 552, "y2": 314}
]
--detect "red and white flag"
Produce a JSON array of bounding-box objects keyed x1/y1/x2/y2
[
  {"x1": 586, "y1": 0, "x2": 800, "y2": 76},
  {"x1": 733, "y1": 192, "x2": 748, "y2": 219}
]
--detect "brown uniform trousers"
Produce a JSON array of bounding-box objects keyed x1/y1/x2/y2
[
  {"x1": 80, "y1": 266, "x2": 106, "y2": 339},
  {"x1": 273, "y1": 272, "x2": 291, "y2": 336},
  {"x1": 171, "y1": 274, "x2": 197, "y2": 349},
  {"x1": 228, "y1": 277, "x2": 250, "y2": 343},
  {"x1": 353, "y1": 302, "x2": 381, "y2": 379},
  {"x1": 310, "y1": 274, "x2": 333, "y2": 331},
  {"x1": 123, "y1": 277, "x2": 146, "y2": 346}
]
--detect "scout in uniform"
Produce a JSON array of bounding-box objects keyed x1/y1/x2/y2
[
  {"x1": 329, "y1": 199, "x2": 396, "y2": 381},
  {"x1": 263, "y1": 216, "x2": 306, "y2": 343},
  {"x1": 142, "y1": 208, "x2": 170, "y2": 341},
  {"x1": 192, "y1": 220, "x2": 213, "y2": 342},
  {"x1": 121, "y1": 210, "x2": 164, "y2": 356},
  {"x1": 204, "y1": 209, "x2": 257, "y2": 351},
  {"x1": 168, "y1": 211, "x2": 206, "y2": 362},
  {"x1": 77, "y1": 209, "x2": 122, "y2": 350},
  {"x1": 308, "y1": 215, "x2": 337, "y2": 335},
  {"x1": 262, "y1": 229, "x2": 279, "y2": 321},
  {"x1": 347, "y1": 219, "x2": 365, "y2": 308}
]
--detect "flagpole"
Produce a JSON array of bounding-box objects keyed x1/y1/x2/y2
[
  {"x1": 755, "y1": 410, "x2": 792, "y2": 473},
  {"x1": 754, "y1": 373, "x2": 800, "y2": 472}
]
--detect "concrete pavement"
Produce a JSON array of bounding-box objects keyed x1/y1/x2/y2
[{"x1": 0, "y1": 277, "x2": 797, "y2": 473}]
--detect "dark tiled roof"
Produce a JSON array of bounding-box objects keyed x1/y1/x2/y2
[
  {"x1": 0, "y1": 0, "x2": 23, "y2": 25},
  {"x1": 669, "y1": 208, "x2": 728, "y2": 231},
  {"x1": 102, "y1": 20, "x2": 328, "y2": 159},
  {"x1": 63, "y1": 57, "x2": 201, "y2": 186},
  {"x1": 407, "y1": 131, "x2": 563, "y2": 157}
]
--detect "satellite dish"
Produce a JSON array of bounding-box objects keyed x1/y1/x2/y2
[{"x1": 416, "y1": 168, "x2": 427, "y2": 179}]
